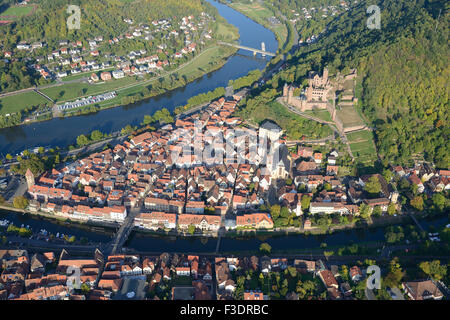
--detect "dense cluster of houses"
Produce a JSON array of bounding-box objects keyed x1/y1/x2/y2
[
  {"x1": 24, "y1": 84, "x2": 450, "y2": 234},
  {"x1": 5, "y1": 13, "x2": 214, "y2": 84},
  {"x1": 289, "y1": 0, "x2": 351, "y2": 22},
  {"x1": 26, "y1": 95, "x2": 284, "y2": 233},
  {"x1": 0, "y1": 249, "x2": 445, "y2": 300},
  {"x1": 288, "y1": 1, "x2": 354, "y2": 45}
]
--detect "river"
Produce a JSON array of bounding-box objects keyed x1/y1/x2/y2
[
  {"x1": 0, "y1": 0, "x2": 277, "y2": 156},
  {"x1": 0, "y1": 0, "x2": 447, "y2": 253}
]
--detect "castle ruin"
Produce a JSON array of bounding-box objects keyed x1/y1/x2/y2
[{"x1": 283, "y1": 67, "x2": 336, "y2": 121}]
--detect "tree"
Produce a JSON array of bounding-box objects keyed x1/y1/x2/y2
[
  {"x1": 372, "y1": 206, "x2": 382, "y2": 217},
  {"x1": 419, "y1": 260, "x2": 447, "y2": 281},
  {"x1": 359, "y1": 203, "x2": 371, "y2": 219},
  {"x1": 13, "y1": 196, "x2": 29, "y2": 209},
  {"x1": 259, "y1": 242, "x2": 271, "y2": 255},
  {"x1": 382, "y1": 169, "x2": 393, "y2": 182},
  {"x1": 187, "y1": 224, "x2": 196, "y2": 235},
  {"x1": 270, "y1": 204, "x2": 281, "y2": 219},
  {"x1": 80, "y1": 283, "x2": 91, "y2": 295},
  {"x1": 364, "y1": 176, "x2": 381, "y2": 195},
  {"x1": 280, "y1": 206, "x2": 291, "y2": 219},
  {"x1": 410, "y1": 196, "x2": 424, "y2": 211},
  {"x1": 301, "y1": 195, "x2": 311, "y2": 211},
  {"x1": 387, "y1": 203, "x2": 397, "y2": 216},
  {"x1": 0, "y1": 195, "x2": 5, "y2": 204},
  {"x1": 383, "y1": 258, "x2": 404, "y2": 288},
  {"x1": 90, "y1": 130, "x2": 104, "y2": 141},
  {"x1": 5, "y1": 154, "x2": 12, "y2": 161},
  {"x1": 296, "y1": 280, "x2": 315, "y2": 299},
  {"x1": 76, "y1": 134, "x2": 90, "y2": 147},
  {"x1": 142, "y1": 115, "x2": 154, "y2": 126},
  {"x1": 340, "y1": 265, "x2": 349, "y2": 281},
  {"x1": 431, "y1": 193, "x2": 447, "y2": 212}
]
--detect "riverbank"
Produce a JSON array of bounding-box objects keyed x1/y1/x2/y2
[
  {"x1": 0, "y1": 0, "x2": 279, "y2": 155},
  {"x1": 0, "y1": 202, "x2": 437, "y2": 241},
  {"x1": 223, "y1": 0, "x2": 288, "y2": 51},
  {"x1": 0, "y1": 11, "x2": 241, "y2": 126},
  {"x1": 0, "y1": 204, "x2": 118, "y2": 235}
]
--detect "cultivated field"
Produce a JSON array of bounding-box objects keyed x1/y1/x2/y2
[
  {"x1": 346, "y1": 130, "x2": 377, "y2": 162},
  {"x1": 336, "y1": 105, "x2": 365, "y2": 128}
]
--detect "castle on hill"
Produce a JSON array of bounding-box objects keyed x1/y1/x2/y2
[{"x1": 283, "y1": 67, "x2": 336, "y2": 119}]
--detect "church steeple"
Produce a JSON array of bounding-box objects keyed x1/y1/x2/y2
[{"x1": 25, "y1": 169, "x2": 35, "y2": 188}]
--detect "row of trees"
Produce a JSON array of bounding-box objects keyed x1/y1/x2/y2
[{"x1": 76, "y1": 130, "x2": 107, "y2": 147}]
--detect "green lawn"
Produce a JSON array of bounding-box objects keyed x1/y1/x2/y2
[
  {"x1": 304, "y1": 109, "x2": 333, "y2": 122},
  {"x1": 41, "y1": 77, "x2": 137, "y2": 102},
  {"x1": 242, "y1": 100, "x2": 332, "y2": 140},
  {"x1": 0, "y1": 5, "x2": 33, "y2": 17},
  {"x1": 216, "y1": 19, "x2": 239, "y2": 41},
  {"x1": 0, "y1": 91, "x2": 49, "y2": 115}
]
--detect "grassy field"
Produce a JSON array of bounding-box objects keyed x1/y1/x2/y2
[
  {"x1": 216, "y1": 17, "x2": 240, "y2": 41},
  {"x1": 303, "y1": 109, "x2": 333, "y2": 122},
  {"x1": 336, "y1": 105, "x2": 365, "y2": 128},
  {"x1": 0, "y1": 5, "x2": 34, "y2": 17},
  {"x1": 347, "y1": 130, "x2": 377, "y2": 162},
  {"x1": 0, "y1": 91, "x2": 49, "y2": 115},
  {"x1": 229, "y1": 1, "x2": 287, "y2": 47},
  {"x1": 242, "y1": 100, "x2": 332, "y2": 140}
]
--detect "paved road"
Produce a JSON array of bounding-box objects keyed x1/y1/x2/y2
[
  {"x1": 365, "y1": 288, "x2": 377, "y2": 300},
  {"x1": 389, "y1": 287, "x2": 405, "y2": 300},
  {"x1": 107, "y1": 207, "x2": 141, "y2": 256}
]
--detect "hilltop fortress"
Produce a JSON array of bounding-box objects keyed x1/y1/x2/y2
[
  {"x1": 283, "y1": 68, "x2": 365, "y2": 133},
  {"x1": 283, "y1": 67, "x2": 337, "y2": 121}
]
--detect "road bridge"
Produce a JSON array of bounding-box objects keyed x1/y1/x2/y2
[{"x1": 218, "y1": 41, "x2": 276, "y2": 57}]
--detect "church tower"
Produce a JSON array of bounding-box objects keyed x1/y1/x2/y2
[{"x1": 25, "y1": 169, "x2": 35, "y2": 188}]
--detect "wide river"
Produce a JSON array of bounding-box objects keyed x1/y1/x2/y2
[
  {"x1": 0, "y1": 0, "x2": 277, "y2": 155},
  {"x1": 0, "y1": 0, "x2": 447, "y2": 253}
]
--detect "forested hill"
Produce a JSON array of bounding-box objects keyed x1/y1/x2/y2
[
  {"x1": 0, "y1": 0, "x2": 212, "y2": 49},
  {"x1": 267, "y1": 0, "x2": 449, "y2": 168}
]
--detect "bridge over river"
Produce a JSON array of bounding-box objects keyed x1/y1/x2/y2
[{"x1": 218, "y1": 41, "x2": 276, "y2": 57}]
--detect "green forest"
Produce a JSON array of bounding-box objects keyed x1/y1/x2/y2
[{"x1": 242, "y1": 0, "x2": 449, "y2": 168}]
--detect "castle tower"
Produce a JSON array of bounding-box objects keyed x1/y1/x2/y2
[
  {"x1": 25, "y1": 168, "x2": 35, "y2": 188},
  {"x1": 283, "y1": 83, "x2": 289, "y2": 100},
  {"x1": 287, "y1": 86, "x2": 294, "y2": 104},
  {"x1": 323, "y1": 67, "x2": 329, "y2": 85}
]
